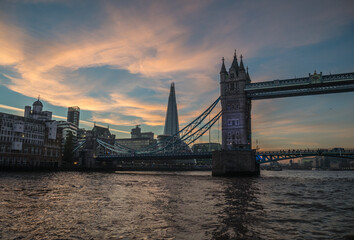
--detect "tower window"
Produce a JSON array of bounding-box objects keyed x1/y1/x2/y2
[
  {"x1": 230, "y1": 73, "x2": 235, "y2": 78},
  {"x1": 236, "y1": 119, "x2": 239, "y2": 126},
  {"x1": 228, "y1": 83, "x2": 235, "y2": 91}
]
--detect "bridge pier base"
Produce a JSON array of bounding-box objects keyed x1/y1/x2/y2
[{"x1": 212, "y1": 150, "x2": 260, "y2": 177}]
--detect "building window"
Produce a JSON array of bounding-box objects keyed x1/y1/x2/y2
[
  {"x1": 230, "y1": 73, "x2": 235, "y2": 78},
  {"x1": 228, "y1": 119, "x2": 239, "y2": 126}
]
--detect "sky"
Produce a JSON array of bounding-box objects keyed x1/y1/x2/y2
[{"x1": 0, "y1": 0, "x2": 354, "y2": 150}]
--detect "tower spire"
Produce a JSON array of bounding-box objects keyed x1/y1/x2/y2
[
  {"x1": 163, "y1": 82, "x2": 180, "y2": 137},
  {"x1": 231, "y1": 49, "x2": 239, "y2": 70},
  {"x1": 239, "y1": 54, "x2": 245, "y2": 70},
  {"x1": 220, "y1": 57, "x2": 227, "y2": 73}
]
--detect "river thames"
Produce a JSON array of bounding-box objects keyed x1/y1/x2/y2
[{"x1": 0, "y1": 170, "x2": 353, "y2": 239}]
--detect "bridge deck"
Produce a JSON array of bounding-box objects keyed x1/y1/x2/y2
[
  {"x1": 96, "y1": 152, "x2": 212, "y2": 161},
  {"x1": 245, "y1": 72, "x2": 354, "y2": 99},
  {"x1": 96, "y1": 149, "x2": 354, "y2": 163}
]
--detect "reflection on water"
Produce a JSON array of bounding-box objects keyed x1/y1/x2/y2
[
  {"x1": 212, "y1": 178, "x2": 263, "y2": 240},
  {"x1": 0, "y1": 171, "x2": 353, "y2": 239}
]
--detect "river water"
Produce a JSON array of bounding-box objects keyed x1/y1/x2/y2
[{"x1": 0, "y1": 170, "x2": 353, "y2": 240}]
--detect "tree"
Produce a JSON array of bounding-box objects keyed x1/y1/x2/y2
[{"x1": 63, "y1": 131, "x2": 74, "y2": 164}]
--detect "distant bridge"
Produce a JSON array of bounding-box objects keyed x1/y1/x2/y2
[{"x1": 256, "y1": 149, "x2": 354, "y2": 163}]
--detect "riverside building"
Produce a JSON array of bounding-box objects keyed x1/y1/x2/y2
[
  {"x1": 57, "y1": 121, "x2": 78, "y2": 141},
  {"x1": 0, "y1": 98, "x2": 62, "y2": 168},
  {"x1": 24, "y1": 97, "x2": 52, "y2": 121},
  {"x1": 0, "y1": 112, "x2": 62, "y2": 168},
  {"x1": 115, "y1": 125, "x2": 156, "y2": 151}
]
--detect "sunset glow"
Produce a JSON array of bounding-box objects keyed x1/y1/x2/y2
[{"x1": 0, "y1": 0, "x2": 353, "y2": 150}]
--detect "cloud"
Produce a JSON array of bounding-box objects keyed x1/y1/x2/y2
[
  {"x1": 1, "y1": 0, "x2": 354, "y2": 134},
  {"x1": 251, "y1": 95, "x2": 354, "y2": 151},
  {"x1": 1, "y1": 0, "x2": 224, "y2": 127},
  {"x1": 0, "y1": 104, "x2": 24, "y2": 113},
  {"x1": 0, "y1": 22, "x2": 25, "y2": 65}
]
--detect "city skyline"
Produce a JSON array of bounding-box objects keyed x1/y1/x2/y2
[{"x1": 1, "y1": 0, "x2": 354, "y2": 150}]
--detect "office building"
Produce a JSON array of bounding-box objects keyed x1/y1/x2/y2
[
  {"x1": 115, "y1": 125, "x2": 156, "y2": 151},
  {"x1": 67, "y1": 106, "x2": 80, "y2": 127},
  {"x1": 163, "y1": 83, "x2": 180, "y2": 137},
  {"x1": 57, "y1": 121, "x2": 78, "y2": 140}
]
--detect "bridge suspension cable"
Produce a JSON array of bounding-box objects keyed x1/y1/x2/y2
[
  {"x1": 89, "y1": 97, "x2": 221, "y2": 155},
  {"x1": 136, "y1": 96, "x2": 221, "y2": 154},
  {"x1": 96, "y1": 138, "x2": 133, "y2": 154},
  {"x1": 73, "y1": 140, "x2": 86, "y2": 153},
  {"x1": 174, "y1": 110, "x2": 222, "y2": 147}
]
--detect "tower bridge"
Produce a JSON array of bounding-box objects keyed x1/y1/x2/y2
[
  {"x1": 214, "y1": 50, "x2": 354, "y2": 176},
  {"x1": 77, "y1": 50, "x2": 354, "y2": 175}
]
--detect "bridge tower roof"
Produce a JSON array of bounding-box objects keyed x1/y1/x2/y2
[
  {"x1": 239, "y1": 54, "x2": 245, "y2": 71},
  {"x1": 220, "y1": 57, "x2": 227, "y2": 74},
  {"x1": 230, "y1": 50, "x2": 239, "y2": 70}
]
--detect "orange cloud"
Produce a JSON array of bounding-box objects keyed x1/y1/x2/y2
[
  {"x1": 1, "y1": 0, "x2": 354, "y2": 139},
  {"x1": 0, "y1": 2, "x2": 227, "y2": 129},
  {"x1": 0, "y1": 22, "x2": 24, "y2": 65}
]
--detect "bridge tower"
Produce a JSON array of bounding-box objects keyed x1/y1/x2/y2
[
  {"x1": 212, "y1": 50, "x2": 259, "y2": 177},
  {"x1": 220, "y1": 51, "x2": 252, "y2": 150}
]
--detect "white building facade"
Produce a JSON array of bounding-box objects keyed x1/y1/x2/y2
[
  {"x1": 0, "y1": 112, "x2": 62, "y2": 168},
  {"x1": 24, "y1": 98, "x2": 52, "y2": 121}
]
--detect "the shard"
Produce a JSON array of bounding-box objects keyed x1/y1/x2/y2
[{"x1": 163, "y1": 82, "x2": 180, "y2": 137}]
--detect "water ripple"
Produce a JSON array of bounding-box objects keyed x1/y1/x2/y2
[{"x1": 0, "y1": 170, "x2": 353, "y2": 239}]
